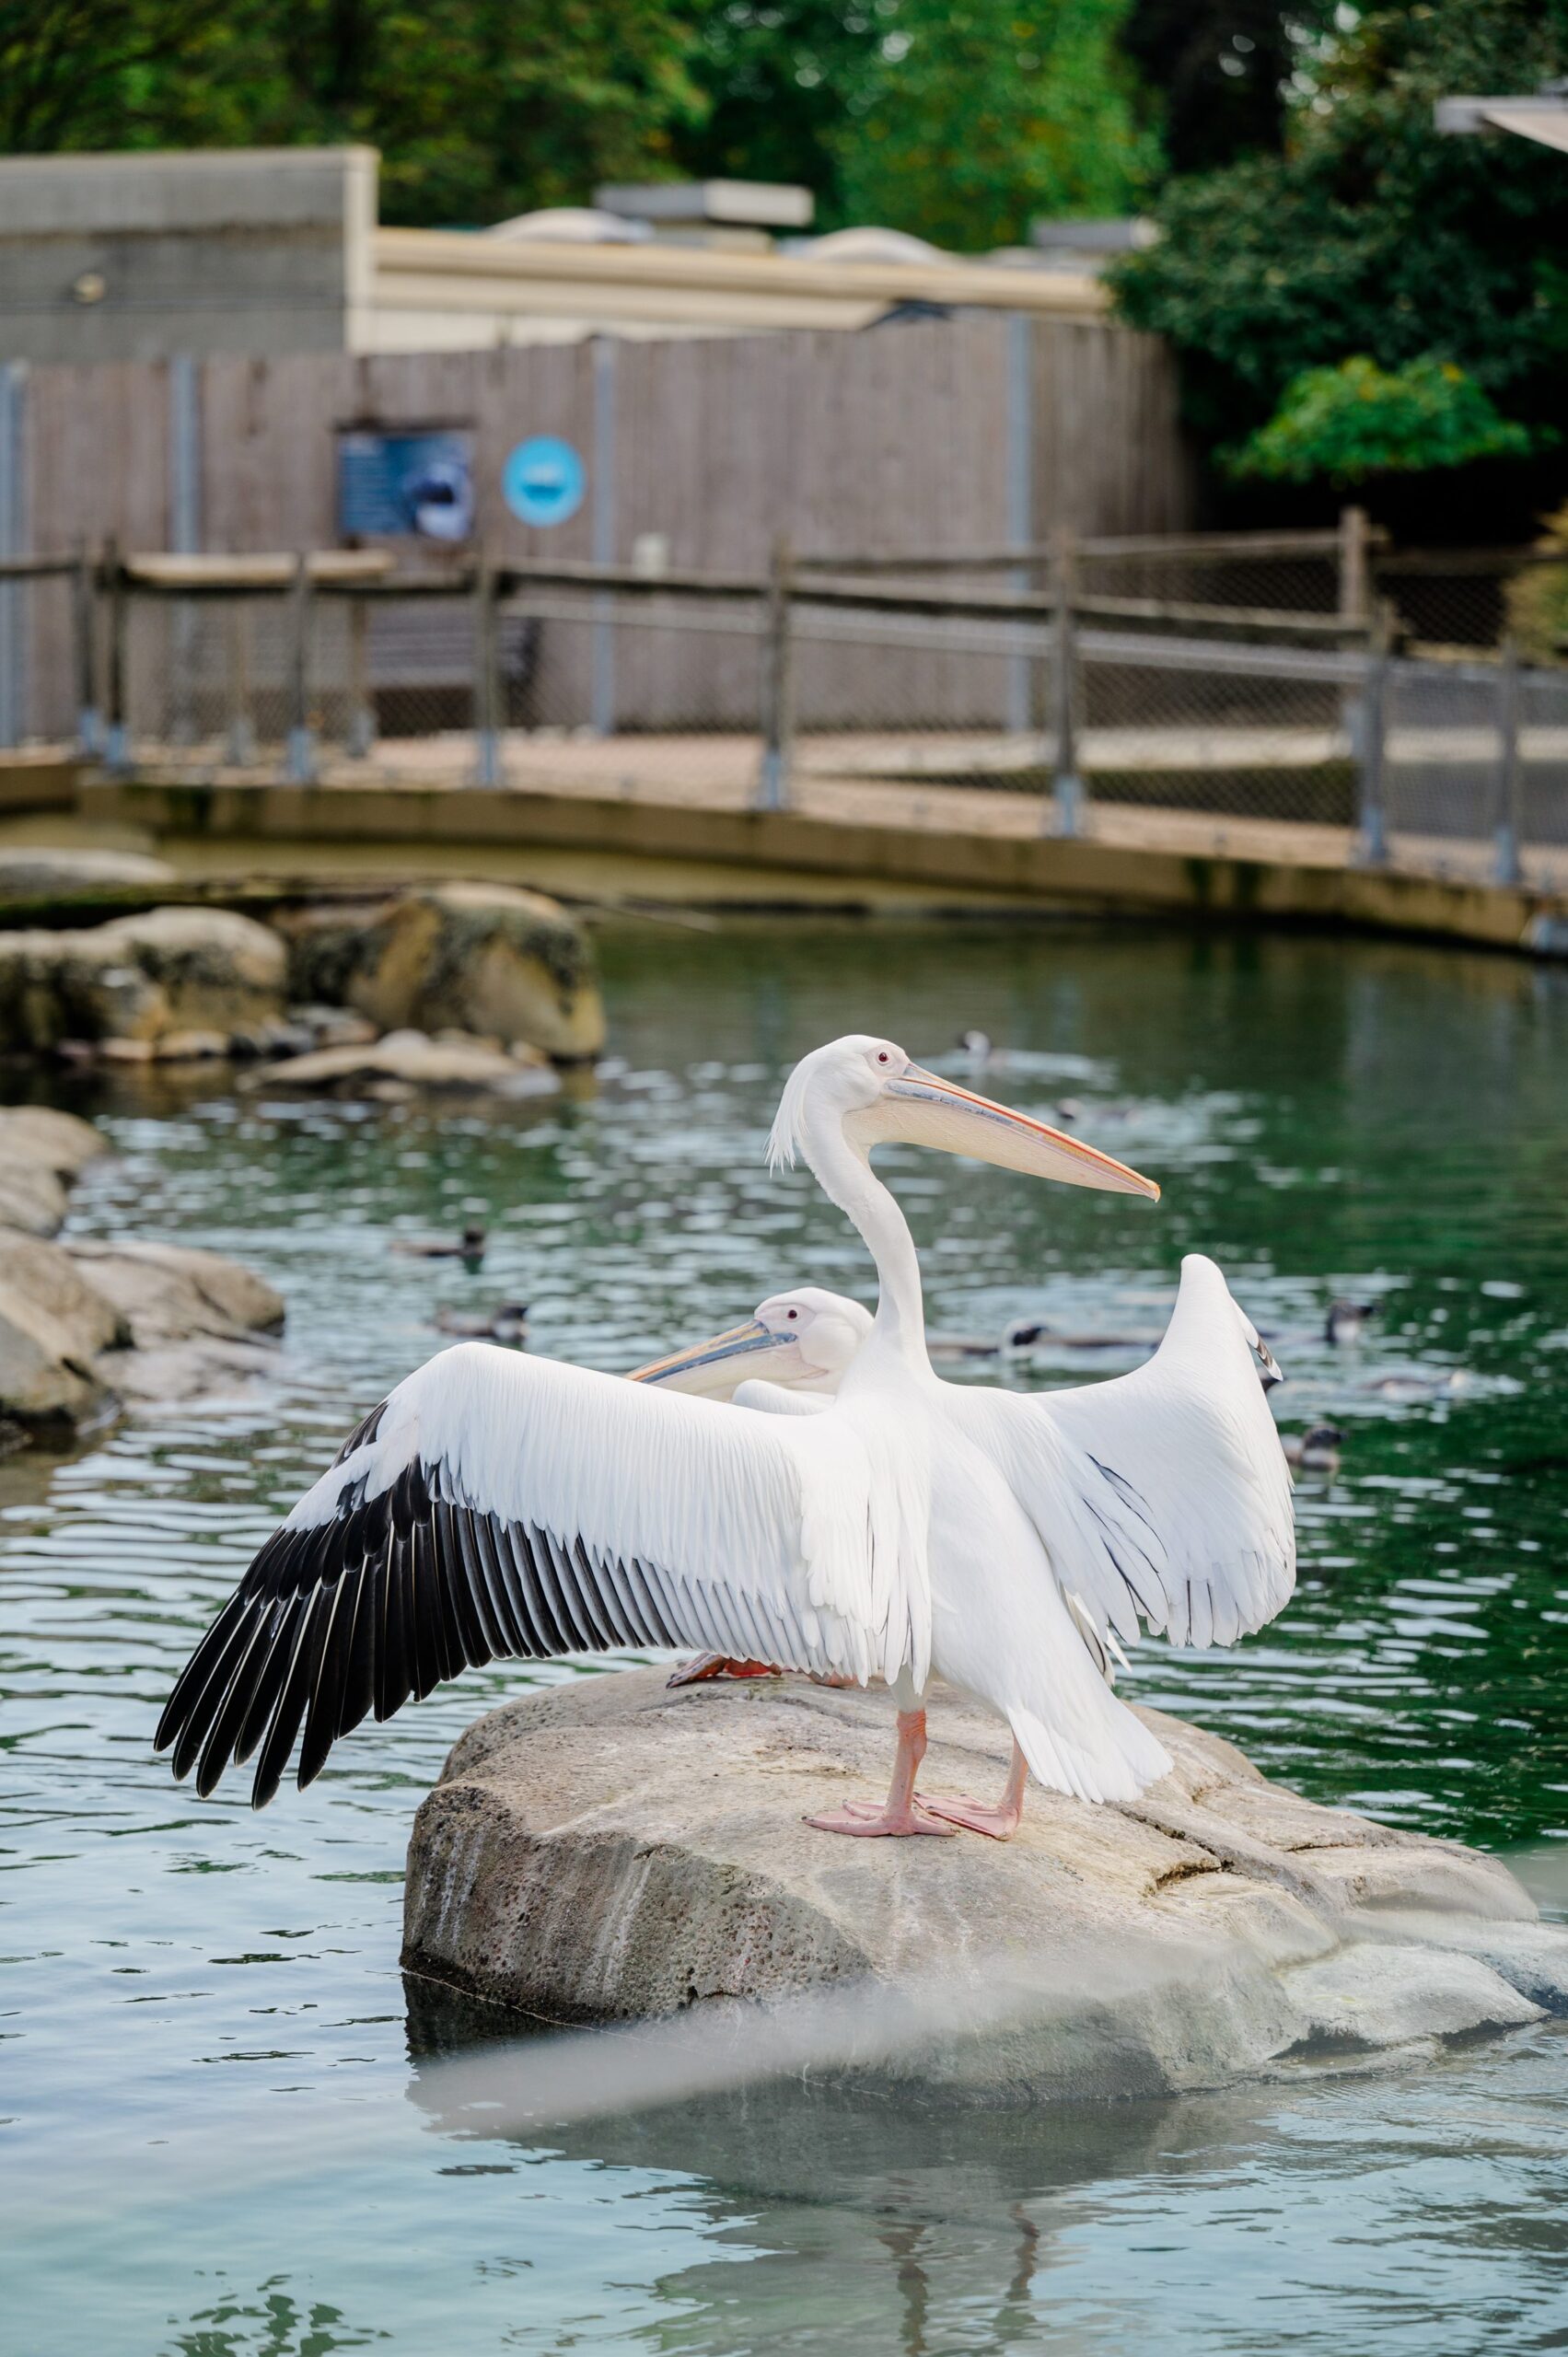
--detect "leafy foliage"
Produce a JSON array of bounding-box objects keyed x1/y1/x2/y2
[
  {"x1": 1225, "y1": 354, "x2": 1539, "y2": 486},
  {"x1": 0, "y1": 0, "x2": 1157, "y2": 247},
  {"x1": 1118, "y1": 2, "x2": 1333, "y2": 174},
  {"x1": 1110, "y1": 4, "x2": 1568, "y2": 459},
  {"x1": 673, "y1": 4, "x2": 883, "y2": 225},
  {"x1": 826, "y1": 0, "x2": 1157, "y2": 250},
  {"x1": 0, "y1": 0, "x2": 708, "y2": 226}
]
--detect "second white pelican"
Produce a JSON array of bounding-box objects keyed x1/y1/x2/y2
[{"x1": 636, "y1": 1260, "x2": 1291, "y2": 1834}]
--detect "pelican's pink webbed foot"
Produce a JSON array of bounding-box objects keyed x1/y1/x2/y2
[
  {"x1": 920, "y1": 1739, "x2": 1028, "y2": 1842},
  {"x1": 666, "y1": 1654, "x2": 776, "y2": 1689},
  {"x1": 807, "y1": 1708, "x2": 958, "y2": 1839}
]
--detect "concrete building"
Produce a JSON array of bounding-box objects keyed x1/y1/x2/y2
[
  {"x1": 0, "y1": 147, "x2": 379, "y2": 363},
  {"x1": 0, "y1": 146, "x2": 1107, "y2": 365}
]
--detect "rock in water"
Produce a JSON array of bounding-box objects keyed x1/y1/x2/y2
[
  {"x1": 0, "y1": 907, "x2": 285, "y2": 1049},
  {"x1": 0, "y1": 1108, "x2": 106, "y2": 1237},
  {"x1": 402, "y1": 1668, "x2": 1559, "y2": 2101},
  {"x1": 254, "y1": 1028, "x2": 559, "y2": 1098},
  {"x1": 279, "y1": 884, "x2": 604, "y2": 1062},
  {"x1": 64, "y1": 1237, "x2": 285, "y2": 1346},
  {"x1": 0, "y1": 1228, "x2": 127, "y2": 1423}
]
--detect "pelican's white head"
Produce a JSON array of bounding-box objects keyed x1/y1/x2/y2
[
  {"x1": 767, "y1": 1033, "x2": 1160, "y2": 1199},
  {"x1": 630, "y1": 1285, "x2": 874, "y2": 1399}
]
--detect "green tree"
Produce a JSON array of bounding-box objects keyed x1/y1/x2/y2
[
  {"x1": 0, "y1": 0, "x2": 707, "y2": 225},
  {"x1": 830, "y1": 0, "x2": 1158, "y2": 250},
  {"x1": 1110, "y1": 4, "x2": 1568, "y2": 459},
  {"x1": 1119, "y1": 3, "x2": 1334, "y2": 174},
  {"x1": 675, "y1": 4, "x2": 883, "y2": 223}
]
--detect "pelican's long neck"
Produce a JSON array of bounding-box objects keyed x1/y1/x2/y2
[{"x1": 801, "y1": 1107, "x2": 927, "y2": 1368}]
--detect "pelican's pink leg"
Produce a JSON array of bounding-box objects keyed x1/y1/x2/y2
[
  {"x1": 806, "y1": 1708, "x2": 958, "y2": 1838},
  {"x1": 919, "y1": 1738, "x2": 1029, "y2": 1841}
]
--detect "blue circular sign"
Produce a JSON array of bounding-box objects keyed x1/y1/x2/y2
[{"x1": 502, "y1": 435, "x2": 585, "y2": 528}]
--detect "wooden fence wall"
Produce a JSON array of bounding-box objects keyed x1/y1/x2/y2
[{"x1": 18, "y1": 316, "x2": 1191, "y2": 736}]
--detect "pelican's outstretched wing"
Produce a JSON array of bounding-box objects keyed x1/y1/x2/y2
[
  {"x1": 156, "y1": 1342, "x2": 924, "y2": 1806},
  {"x1": 965, "y1": 1255, "x2": 1295, "y2": 1650}
]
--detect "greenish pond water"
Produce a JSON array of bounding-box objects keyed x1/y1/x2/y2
[{"x1": 3, "y1": 919, "x2": 1567, "y2": 2354}]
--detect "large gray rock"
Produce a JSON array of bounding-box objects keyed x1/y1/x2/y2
[
  {"x1": 278, "y1": 884, "x2": 605, "y2": 1062},
  {"x1": 0, "y1": 1104, "x2": 286, "y2": 1433},
  {"x1": 0, "y1": 1225, "x2": 126, "y2": 1422},
  {"x1": 401, "y1": 1669, "x2": 1558, "y2": 2100},
  {"x1": 0, "y1": 906, "x2": 285, "y2": 1050},
  {"x1": 64, "y1": 1237, "x2": 285, "y2": 1347},
  {"x1": 0, "y1": 1106, "x2": 106, "y2": 1236},
  {"x1": 0, "y1": 1105, "x2": 107, "y2": 1180}
]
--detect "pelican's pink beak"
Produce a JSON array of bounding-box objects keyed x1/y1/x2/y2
[
  {"x1": 629, "y1": 1318, "x2": 802, "y2": 1398},
  {"x1": 862, "y1": 1064, "x2": 1159, "y2": 1199}
]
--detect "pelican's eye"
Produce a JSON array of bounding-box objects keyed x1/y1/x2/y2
[
  {"x1": 877, "y1": 1051, "x2": 890, "y2": 1064},
  {"x1": 787, "y1": 1307, "x2": 798, "y2": 1320}
]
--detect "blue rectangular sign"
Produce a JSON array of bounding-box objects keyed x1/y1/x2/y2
[{"x1": 337, "y1": 430, "x2": 473, "y2": 541}]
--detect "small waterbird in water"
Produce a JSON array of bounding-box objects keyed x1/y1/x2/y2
[
  {"x1": 157, "y1": 1035, "x2": 1294, "y2": 1848},
  {"x1": 1281, "y1": 1423, "x2": 1342, "y2": 1476},
  {"x1": 434, "y1": 1302, "x2": 530, "y2": 1347},
  {"x1": 391, "y1": 1222, "x2": 487, "y2": 1263},
  {"x1": 1326, "y1": 1297, "x2": 1378, "y2": 1346},
  {"x1": 927, "y1": 1314, "x2": 1163, "y2": 1362}
]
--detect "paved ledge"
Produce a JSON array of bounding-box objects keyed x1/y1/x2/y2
[{"x1": 73, "y1": 770, "x2": 1568, "y2": 957}]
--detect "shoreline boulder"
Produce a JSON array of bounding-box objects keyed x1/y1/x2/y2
[
  {"x1": 0, "y1": 1106, "x2": 106, "y2": 1237},
  {"x1": 278, "y1": 884, "x2": 604, "y2": 1062},
  {"x1": 0, "y1": 1105, "x2": 288, "y2": 1434},
  {"x1": 0, "y1": 906, "x2": 286, "y2": 1051},
  {"x1": 402, "y1": 1667, "x2": 1561, "y2": 2102}
]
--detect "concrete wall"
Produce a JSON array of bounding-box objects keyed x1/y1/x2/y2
[{"x1": 0, "y1": 149, "x2": 377, "y2": 365}]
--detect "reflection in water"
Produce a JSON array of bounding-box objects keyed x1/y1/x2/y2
[
  {"x1": 4, "y1": 922, "x2": 1567, "y2": 2354},
  {"x1": 399, "y1": 1980, "x2": 1568, "y2": 2357}
]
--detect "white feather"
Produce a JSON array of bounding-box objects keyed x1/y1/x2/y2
[{"x1": 287, "y1": 1341, "x2": 930, "y2": 1689}]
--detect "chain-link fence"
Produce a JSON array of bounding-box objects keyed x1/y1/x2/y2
[
  {"x1": 1381, "y1": 654, "x2": 1568, "y2": 878},
  {"x1": 5, "y1": 546, "x2": 1566, "y2": 892},
  {"x1": 0, "y1": 559, "x2": 82, "y2": 749}
]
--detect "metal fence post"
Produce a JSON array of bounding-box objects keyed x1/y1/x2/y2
[
  {"x1": 1493, "y1": 635, "x2": 1523, "y2": 886},
  {"x1": 756, "y1": 535, "x2": 795, "y2": 812},
  {"x1": 103, "y1": 539, "x2": 133, "y2": 773},
  {"x1": 473, "y1": 553, "x2": 503, "y2": 787},
  {"x1": 591, "y1": 336, "x2": 618, "y2": 737},
  {"x1": 225, "y1": 601, "x2": 256, "y2": 766},
  {"x1": 0, "y1": 362, "x2": 27, "y2": 749},
  {"x1": 1047, "y1": 524, "x2": 1085, "y2": 836},
  {"x1": 73, "y1": 543, "x2": 101, "y2": 754},
  {"x1": 1338, "y1": 505, "x2": 1369, "y2": 629},
  {"x1": 1005, "y1": 311, "x2": 1034, "y2": 737},
  {"x1": 345, "y1": 594, "x2": 374, "y2": 758},
  {"x1": 1355, "y1": 603, "x2": 1391, "y2": 865},
  {"x1": 285, "y1": 553, "x2": 318, "y2": 784},
  {"x1": 168, "y1": 354, "x2": 201, "y2": 744}
]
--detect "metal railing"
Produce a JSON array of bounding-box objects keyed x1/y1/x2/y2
[{"x1": 2, "y1": 535, "x2": 1565, "y2": 891}]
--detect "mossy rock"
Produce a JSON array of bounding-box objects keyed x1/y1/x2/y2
[{"x1": 283, "y1": 884, "x2": 604, "y2": 1062}]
